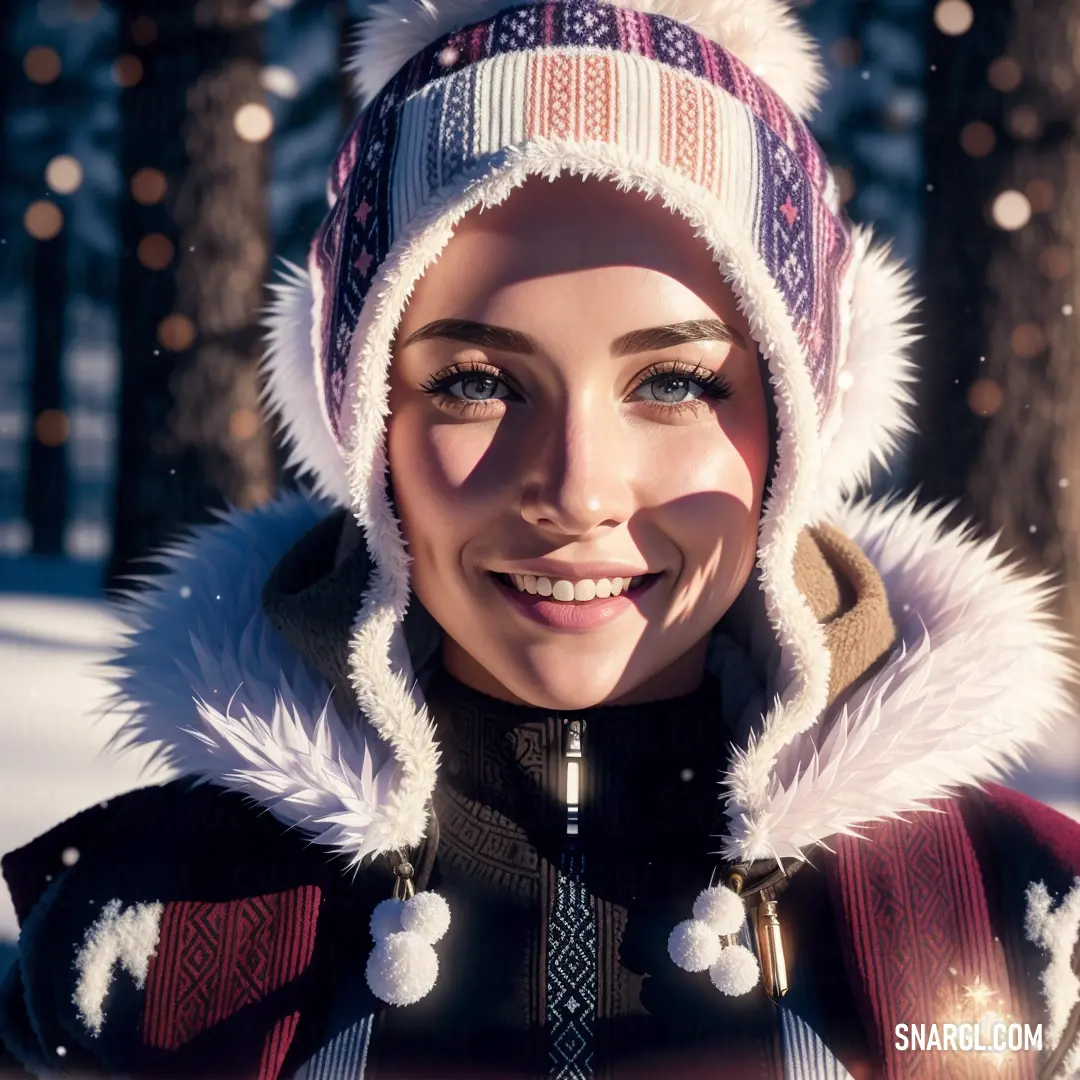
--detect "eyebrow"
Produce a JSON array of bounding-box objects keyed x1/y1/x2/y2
[{"x1": 398, "y1": 317, "x2": 747, "y2": 356}]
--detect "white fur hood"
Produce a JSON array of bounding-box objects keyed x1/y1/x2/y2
[{"x1": 107, "y1": 489, "x2": 1076, "y2": 871}]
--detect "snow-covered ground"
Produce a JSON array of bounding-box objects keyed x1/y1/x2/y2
[
  {"x1": 0, "y1": 595, "x2": 174, "y2": 949},
  {"x1": 1, "y1": 594, "x2": 1079, "y2": 963}
]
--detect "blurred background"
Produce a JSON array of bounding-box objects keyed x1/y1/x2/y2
[{"x1": 0, "y1": 0, "x2": 1077, "y2": 975}]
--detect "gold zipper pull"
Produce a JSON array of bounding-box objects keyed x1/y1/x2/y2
[
  {"x1": 756, "y1": 887, "x2": 788, "y2": 999},
  {"x1": 564, "y1": 719, "x2": 583, "y2": 836}
]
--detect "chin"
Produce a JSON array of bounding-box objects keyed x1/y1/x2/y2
[{"x1": 501, "y1": 649, "x2": 656, "y2": 711}]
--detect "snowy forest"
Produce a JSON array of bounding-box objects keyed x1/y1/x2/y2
[{"x1": 1, "y1": 0, "x2": 1078, "y2": 972}]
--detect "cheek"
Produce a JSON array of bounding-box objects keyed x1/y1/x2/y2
[
  {"x1": 387, "y1": 409, "x2": 504, "y2": 564},
  {"x1": 645, "y1": 417, "x2": 767, "y2": 610}
]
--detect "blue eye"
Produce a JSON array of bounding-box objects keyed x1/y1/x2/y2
[
  {"x1": 634, "y1": 374, "x2": 709, "y2": 404},
  {"x1": 630, "y1": 364, "x2": 733, "y2": 407},
  {"x1": 445, "y1": 373, "x2": 512, "y2": 401},
  {"x1": 421, "y1": 364, "x2": 518, "y2": 407}
]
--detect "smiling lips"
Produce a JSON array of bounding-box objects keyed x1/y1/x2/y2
[
  {"x1": 507, "y1": 573, "x2": 647, "y2": 602},
  {"x1": 493, "y1": 571, "x2": 659, "y2": 630}
]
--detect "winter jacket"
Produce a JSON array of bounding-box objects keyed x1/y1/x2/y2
[{"x1": 2, "y1": 496, "x2": 1080, "y2": 1080}]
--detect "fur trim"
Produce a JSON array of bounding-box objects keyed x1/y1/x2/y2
[
  {"x1": 105, "y1": 493, "x2": 435, "y2": 868},
  {"x1": 73, "y1": 899, "x2": 163, "y2": 1037},
  {"x1": 817, "y1": 228, "x2": 921, "y2": 511},
  {"x1": 106, "y1": 490, "x2": 1076, "y2": 878},
  {"x1": 336, "y1": 140, "x2": 832, "y2": 863},
  {"x1": 349, "y1": 0, "x2": 824, "y2": 119},
  {"x1": 261, "y1": 262, "x2": 350, "y2": 505},
  {"x1": 720, "y1": 494, "x2": 1078, "y2": 863},
  {"x1": 1025, "y1": 878, "x2": 1080, "y2": 1073}
]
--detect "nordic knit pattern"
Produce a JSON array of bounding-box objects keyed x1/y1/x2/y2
[{"x1": 310, "y1": 0, "x2": 851, "y2": 444}]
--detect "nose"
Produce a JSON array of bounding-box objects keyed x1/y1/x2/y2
[{"x1": 519, "y1": 404, "x2": 635, "y2": 536}]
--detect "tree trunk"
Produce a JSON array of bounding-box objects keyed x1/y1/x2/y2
[
  {"x1": 24, "y1": 224, "x2": 68, "y2": 556},
  {"x1": 108, "y1": 0, "x2": 275, "y2": 587},
  {"x1": 913, "y1": 0, "x2": 1080, "y2": 656},
  {"x1": 967, "y1": 3, "x2": 1080, "y2": 651}
]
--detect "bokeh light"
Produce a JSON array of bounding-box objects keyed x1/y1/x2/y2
[
  {"x1": 1007, "y1": 106, "x2": 1041, "y2": 140},
  {"x1": 960, "y1": 121, "x2": 995, "y2": 158},
  {"x1": 137, "y1": 233, "x2": 174, "y2": 270},
  {"x1": 991, "y1": 190, "x2": 1031, "y2": 231},
  {"x1": 934, "y1": 0, "x2": 973, "y2": 36},
  {"x1": 233, "y1": 103, "x2": 274, "y2": 142},
  {"x1": 229, "y1": 409, "x2": 261, "y2": 441},
  {"x1": 130, "y1": 167, "x2": 167, "y2": 205},
  {"x1": 24, "y1": 200, "x2": 63, "y2": 240},
  {"x1": 130, "y1": 15, "x2": 157, "y2": 45},
  {"x1": 45, "y1": 155, "x2": 84, "y2": 194},
  {"x1": 35, "y1": 409, "x2": 69, "y2": 447},
  {"x1": 1010, "y1": 323, "x2": 1046, "y2": 358},
  {"x1": 24, "y1": 46, "x2": 62, "y2": 85},
  {"x1": 831, "y1": 38, "x2": 860, "y2": 68},
  {"x1": 260, "y1": 66, "x2": 299, "y2": 99},
  {"x1": 1039, "y1": 247, "x2": 1071, "y2": 280},
  {"x1": 988, "y1": 57, "x2": 1022, "y2": 93},
  {"x1": 967, "y1": 379, "x2": 1003, "y2": 418},
  {"x1": 113, "y1": 54, "x2": 144, "y2": 87},
  {"x1": 1026, "y1": 179, "x2": 1055, "y2": 213},
  {"x1": 157, "y1": 314, "x2": 196, "y2": 352},
  {"x1": 69, "y1": 0, "x2": 100, "y2": 20}
]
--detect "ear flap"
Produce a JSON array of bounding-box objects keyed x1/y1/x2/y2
[
  {"x1": 262, "y1": 262, "x2": 351, "y2": 504},
  {"x1": 816, "y1": 227, "x2": 921, "y2": 510}
]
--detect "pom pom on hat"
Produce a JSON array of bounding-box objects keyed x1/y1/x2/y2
[
  {"x1": 370, "y1": 897, "x2": 406, "y2": 942},
  {"x1": 691, "y1": 886, "x2": 746, "y2": 936},
  {"x1": 350, "y1": 0, "x2": 824, "y2": 119},
  {"x1": 401, "y1": 891, "x2": 451, "y2": 944},
  {"x1": 668, "y1": 919, "x2": 723, "y2": 973},
  {"x1": 709, "y1": 944, "x2": 760, "y2": 996},
  {"x1": 366, "y1": 931, "x2": 440, "y2": 1005}
]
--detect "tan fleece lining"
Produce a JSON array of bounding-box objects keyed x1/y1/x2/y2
[{"x1": 793, "y1": 523, "x2": 897, "y2": 706}]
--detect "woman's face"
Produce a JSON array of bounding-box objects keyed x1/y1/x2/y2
[{"x1": 387, "y1": 175, "x2": 770, "y2": 708}]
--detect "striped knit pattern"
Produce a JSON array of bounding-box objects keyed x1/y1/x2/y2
[
  {"x1": 142, "y1": 885, "x2": 321, "y2": 1052},
  {"x1": 778, "y1": 1008, "x2": 854, "y2": 1080},
  {"x1": 259, "y1": 1011, "x2": 302, "y2": 1080},
  {"x1": 309, "y1": 0, "x2": 851, "y2": 444},
  {"x1": 833, "y1": 802, "x2": 1034, "y2": 1080},
  {"x1": 292, "y1": 1015, "x2": 375, "y2": 1080}
]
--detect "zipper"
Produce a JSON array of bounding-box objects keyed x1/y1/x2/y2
[{"x1": 564, "y1": 718, "x2": 584, "y2": 836}]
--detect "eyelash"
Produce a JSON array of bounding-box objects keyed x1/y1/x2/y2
[{"x1": 420, "y1": 360, "x2": 734, "y2": 414}]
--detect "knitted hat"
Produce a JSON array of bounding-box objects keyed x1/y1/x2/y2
[{"x1": 261, "y1": 0, "x2": 920, "y2": 1005}]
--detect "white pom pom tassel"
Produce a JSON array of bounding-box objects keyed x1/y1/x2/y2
[
  {"x1": 691, "y1": 886, "x2": 747, "y2": 936},
  {"x1": 370, "y1": 898, "x2": 405, "y2": 942},
  {"x1": 667, "y1": 919, "x2": 723, "y2": 973},
  {"x1": 365, "y1": 890, "x2": 451, "y2": 1006},
  {"x1": 366, "y1": 931, "x2": 440, "y2": 1006},
  {"x1": 401, "y1": 891, "x2": 451, "y2": 944},
  {"x1": 709, "y1": 944, "x2": 760, "y2": 996}
]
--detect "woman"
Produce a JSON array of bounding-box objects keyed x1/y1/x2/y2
[{"x1": 2, "y1": 0, "x2": 1079, "y2": 1077}]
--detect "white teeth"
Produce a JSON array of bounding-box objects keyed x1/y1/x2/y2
[
  {"x1": 551, "y1": 580, "x2": 575, "y2": 602},
  {"x1": 506, "y1": 574, "x2": 650, "y2": 601},
  {"x1": 574, "y1": 580, "x2": 596, "y2": 602}
]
